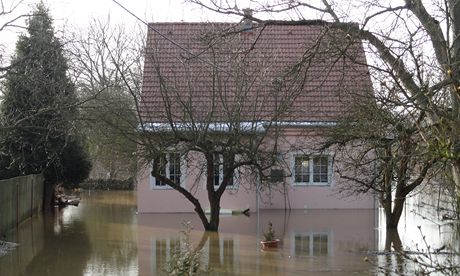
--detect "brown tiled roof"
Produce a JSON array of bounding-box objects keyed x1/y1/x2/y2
[{"x1": 140, "y1": 22, "x2": 372, "y2": 124}]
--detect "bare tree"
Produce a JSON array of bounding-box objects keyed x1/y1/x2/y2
[
  {"x1": 188, "y1": 0, "x2": 460, "y2": 224},
  {"x1": 138, "y1": 23, "x2": 286, "y2": 231},
  {"x1": 325, "y1": 88, "x2": 437, "y2": 229},
  {"x1": 0, "y1": 0, "x2": 30, "y2": 76},
  {"x1": 66, "y1": 18, "x2": 143, "y2": 181}
]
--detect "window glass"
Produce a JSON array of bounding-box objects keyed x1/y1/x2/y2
[
  {"x1": 155, "y1": 153, "x2": 167, "y2": 186},
  {"x1": 294, "y1": 155, "x2": 329, "y2": 184},
  {"x1": 214, "y1": 153, "x2": 220, "y2": 186},
  {"x1": 153, "y1": 152, "x2": 181, "y2": 188},
  {"x1": 294, "y1": 156, "x2": 310, "y2": 183},
  {"x1": 213, "y1": 153, "x2": 234, "y2": 188},
  {"x1": 169, "y1": 153, "x2": 181, "y2": 184},
  {"x1": 313, "y1": 156, "x2": 328, "y2": 183}
]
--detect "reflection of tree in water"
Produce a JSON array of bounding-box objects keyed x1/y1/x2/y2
[
  {"x1": 161, "y1": 231, "x2": 238, "y2": 274},
  {"x1": 77, "y1": 191, "x2": 138, "y2": 274},
  {"x1": 25, "y1": 212, "x2": 92, "y2": 276},
  {"x1": 374, "y1": 230, "x2": 406, "y2": 275},
  {"x1": 384, "y1": 230, "x2": 404, "y2": 274},
  {"x1": 25, "y1": 191, "x2": 138, "y2": 275},
  {"x1": 194, "y1": 231, "x2": 241, "y2": 274}
]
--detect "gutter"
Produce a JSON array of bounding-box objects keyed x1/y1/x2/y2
[{"x1": 138, "y1": 121, "x2": 337, "y2": 132}]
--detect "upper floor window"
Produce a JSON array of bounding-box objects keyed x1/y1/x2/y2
[
  {"x1": 150, "y1": 152, "x2": 182, "y2": 189},
  {"x1": 293, "y1": 154, "x2": 331, "y2": 185}
]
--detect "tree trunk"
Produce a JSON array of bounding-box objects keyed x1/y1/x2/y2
[
  {"x1": 452, "y1": 163, "x2": 460, "y2": 216},
  {"x1": 195, "y1": 206, "x2": 211, "y2": 230},
  {"x1": 205, "y1": 153, "x2": 220, "y2": 231},
  {"x1": 384, "y1": 229, "x2": 402, "y2": 251},
  {"x1": 207, "y1": 197, "x2": 220, "y2": 231},
  {"x1": 384, "y1": 193, "x2": 392, "y2": 229},
  {"x1": 450, "y1": 0, "x2": 460, "y2": 215},
  {"x1": 388, "y1": 195, "x2": 405, "y2": 229},
  {"x1": 384, "y1": 229, "x2": 404, "y2": 274}
]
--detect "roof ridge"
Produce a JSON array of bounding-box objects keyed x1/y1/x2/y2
[{"x1": 148, "y1": 22, "x2": 236, "y2": 25}]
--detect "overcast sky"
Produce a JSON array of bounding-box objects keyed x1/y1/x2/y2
[
  {"x1": 1, "y1": 0, "x2": 243, "y2": 36},
  {"x1": 0, "y1": 0, "x2": 247, "y2": 58}
]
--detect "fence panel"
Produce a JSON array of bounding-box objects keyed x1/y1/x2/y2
[{"x1": 0, "y1": 174, "x2": 44, "y2": 237}]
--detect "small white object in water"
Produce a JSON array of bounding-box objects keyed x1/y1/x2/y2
[{"x1": 0, "y1": 240, "x2": 19, "y2": 257}]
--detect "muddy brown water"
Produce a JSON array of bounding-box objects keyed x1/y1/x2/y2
[{"x1": 0, "y1": 191, "x2": 455, "y2": 275}]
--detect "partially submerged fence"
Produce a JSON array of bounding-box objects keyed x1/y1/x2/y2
[{"x1": 0, "y1": 174, "x2": 44, "y2": 237}]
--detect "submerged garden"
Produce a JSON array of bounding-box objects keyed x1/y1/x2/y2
[{"x1": 0, "y1": 0, "x2": 459, "y2": 275}]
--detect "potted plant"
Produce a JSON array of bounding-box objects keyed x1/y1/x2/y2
[{"x1": 260, "y1": 221, "x2": 280, "y2": 249}]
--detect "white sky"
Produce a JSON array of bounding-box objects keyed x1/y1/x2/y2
[
  {"x1": 0, "y1": 0, "x2": 248, "y2": 58},
  {"x1": 1, "y1": 0, "x2": 244, "y2": 36}
]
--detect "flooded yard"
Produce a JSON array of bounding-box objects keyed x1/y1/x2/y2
[{"x1": 0, "y1": 191, "x2": 457, "y2": 275}]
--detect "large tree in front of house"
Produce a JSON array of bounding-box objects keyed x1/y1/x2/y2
[
  {"x1": 189, "y1": 0, "x2": 460, "y2": 228},
  {"x1": 0, "y1": 3, "x2": 90, "y2": 207},
  {"x1": 137, "y1": 22, "x2": 369, "y2": 231}
]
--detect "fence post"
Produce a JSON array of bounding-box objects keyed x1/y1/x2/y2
[
  {"x1": 16, "y1": 180, "x2": 19, "y2": 228},
  {"x1": 31, "y1": 176, "x2": 34, "y2": 218}
]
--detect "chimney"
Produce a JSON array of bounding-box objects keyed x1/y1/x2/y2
[{"x1": 241, "y1": 8, "x2": 253, "y2": 32}]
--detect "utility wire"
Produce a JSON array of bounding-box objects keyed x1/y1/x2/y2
[{"x1": 110, "y1": 0, "x2": 223, "y2": 69}]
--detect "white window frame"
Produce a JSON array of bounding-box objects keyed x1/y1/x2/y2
[
  {"x1": 291, "y1": 152, "x2": 332, "y2": 186},
  {"x1": 150, "y1": 152, "x2": 185, "y2": 190},
  {"x1": 209, "y1": 153, "x2": 239, "y2": 190}
]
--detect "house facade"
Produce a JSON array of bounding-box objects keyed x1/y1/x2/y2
[{"x1": 137, "y1": 21, "x2": 375, "y2": 213}]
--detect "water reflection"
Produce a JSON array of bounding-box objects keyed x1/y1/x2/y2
[
  {"x1": 1, "y1": 191, "x2": 457, "y2": 275},
  {"x1": 375, "y1": 199, "x2": 460, "y2": 275},
  {"x1": 0, "y1": 191, "x2": 138, "y2": 276},
  {"x1": 137, "y1": 210, "x2": 376, "y2": 275},
  {"x1": 292, "y1": 231, "x2": 331, "y2": 257},
  {"x1": 25, "y1": 216, "x2": 92, "y2": 275}
]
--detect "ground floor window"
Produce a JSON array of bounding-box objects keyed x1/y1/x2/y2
[
  {"x1": 150, "y1": 152, "x2": 182, "y2": 189},
  {"x1": 293, "y1": 154, "x2": 331, "y2": 185},
  {"x1": 212, "y1": 153, "x2": 236, "y2": 189}
]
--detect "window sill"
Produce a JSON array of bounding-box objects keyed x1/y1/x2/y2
[
  {"x1": 213, "y1": 185, "x2": 239, "y2": 191},
  {"x1": 151, "y1": 186, "x2": 173, "y2": 190},
  {"x1": 292, "y1": 183, "x2": 331, "y2": 187}
]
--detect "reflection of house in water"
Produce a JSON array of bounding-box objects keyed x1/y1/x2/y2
[
  {"x1": 292, "y1": 231, "x2": 332, "y2": 257},
  {"x1": 137, "y1": 209, "x2": 376, "y2": 275},
  {"x1": 149, "y1": 232, "x2": 240, "y2": 274},
  {"x1": 202, "y1": 234, "x2": 240, "y2": 274},
  {"x1": 151, "y1": 237, "x2": 180, "y2": 272}
]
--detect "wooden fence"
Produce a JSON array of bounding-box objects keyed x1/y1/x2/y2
[{"x1": 0, "y1": 174, "x2": 44, "y2": 237}]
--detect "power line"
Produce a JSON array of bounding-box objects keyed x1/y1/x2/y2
[{"x1": 110, "y1": 0, "x2": 224, "y2": 69}]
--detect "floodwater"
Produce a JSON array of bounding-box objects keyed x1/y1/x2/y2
[{"x1": 0, "y1": 191, "x2": 457, "y2": 275}]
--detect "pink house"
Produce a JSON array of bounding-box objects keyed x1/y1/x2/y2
[{"x1": 137, "y1": 20, "x2": 375, "y2": 214}]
